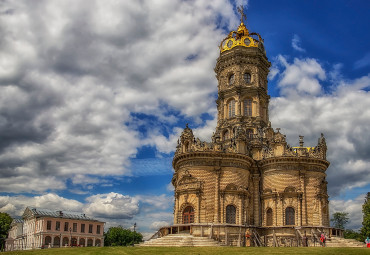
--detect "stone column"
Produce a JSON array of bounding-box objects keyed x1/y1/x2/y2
[
  {"x1": 214, "y1": 167, "x2": 221, "y2": 223},
  {"x1": 252, "y1": 175, "x2": 260, "y2": 225},
  {"x1": 196, "y1": 192, "x2": 201, "y2": 223},
  {"x1": 274, "y1": 196, "x2": 278, "y2": 226},
  {"x1": 299, "y1": 170, "x2": 307, "y2": 225},
  {"x1": 223, "y1": 101, "x2": 227, "y2": 119},
  {"x1": 297, "y1": 195, "x2": 302, "y2": 226},
  {"x1": 220, "y1": 192, "x2": 225, "y2": 223},
  {"x1": 319, "y1": 197, "x2": 323, "y2": 226},
  {"x1": 238, "y1": 194, "x2": 243, "y2": 225},
  {"x1": 175, "y1": 193, "x2": 180, "y2": 224}
]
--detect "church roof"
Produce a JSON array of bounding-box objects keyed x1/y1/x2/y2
[{"x1": 219, "y1": 6, "x2": 265, "y2": 54}]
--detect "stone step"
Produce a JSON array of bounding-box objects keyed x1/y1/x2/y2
[
  {"x1": 140, "y1": 234, "x2": 220, "y2": 247},
  {"x1": 325, "y1": 237, "x2": 365, "y2": 248}
]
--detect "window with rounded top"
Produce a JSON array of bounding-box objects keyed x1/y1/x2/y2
[
  {"x1": 183, "y1": 206, "x2": 195, "y2": 224},
  {"x1": 244, "y1": 73, "x2": 251, "y2": 83},
  {"x1": 228, "y1": 100, "x2": 236, "y2": 118},
  {"x1": 244, "y1": 99, "x2": 252, "y2": 116},
  {"x1": 223, "y1": 130, "x2": 229, "y2": 140},
  {"x1": 266, "y1": 208, "x2": 273, "y2": 226},
  {"x1": 228, "y1": 74, "x2": 235, "y2": 86},
  {"x1": 226, "y1": 205, "x2": 236, "y2": 224},
  {"x1": 285, "y1": 207, "x2": 295, "y2": 225}
]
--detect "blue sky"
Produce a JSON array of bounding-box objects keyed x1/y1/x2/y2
[{"x1": 0, "y1": 0, "x2": 369, "y2": 237}]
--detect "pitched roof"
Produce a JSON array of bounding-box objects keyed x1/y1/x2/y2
[{"x1": 26, "y1": 207, "x2": 102, "y2": 222}]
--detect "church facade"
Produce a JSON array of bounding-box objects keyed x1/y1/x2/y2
[{"x1": 170, "y1": 13, "x2": 331, "y2": 246}]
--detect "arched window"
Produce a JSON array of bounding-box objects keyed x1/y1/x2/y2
[
  {"x1": 244, "y1": 99, "x2": 252, "y2": 116},
  {"x1": 71, "y1": 238, "x2": 77, "y2": 246},
  {"x1": 228, "y1": 74, "x2": 235, "y2": 86},
  {"x1": 266, "y1": 208, "x2": 273, "y2": 226},
  {"x1": 79, "y1": 238, "x2": 85, "y2": 247},
  {"x1": 285, "y1": 207, "x2": 295, "y2": 225},
  {"x1": 62, "y1": 237, "x2": 69, "y2": 246},
  {"x1": 183, "y1": 206, "x2": 195, "y2": 224},
  {"x1": 244, "y1": 73, "x2": 251, "y2": 83},
  {"x1": 223, "y1": 130, "x2": 229, "y2": 140},
  {"x1": 246, "y1": 129, "x2": 254, "y2": 139},
  {"x1": 87, "y1": 239, "x2": 93, "y2": 247},
  {"x1": 228, "y1": 100, "x2": 236, "y2": 118},
  {"x1": 226, "y1": 205, "x2": 236, "y2": 224},
  {"x1": 44, "y1": 236, "x2": 52, "y2": 245},
  {"x1": 53, "y1": 236, "x2": 60, "y2": 247},
  {"x1": 95, "y1": 239, "x2": 101, "y2": 247}
]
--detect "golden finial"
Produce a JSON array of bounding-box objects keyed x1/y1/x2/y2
[{"x1": 237, "y1": 6, "x2": 246, "y2": 24}]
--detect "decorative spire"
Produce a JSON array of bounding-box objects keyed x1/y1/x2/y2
[{"x1": 237, "y1": 5, "x2": 246, "y2": 24}]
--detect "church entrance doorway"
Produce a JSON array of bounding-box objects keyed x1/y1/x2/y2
[{"x1": 182, "y1": 206, "x2": 194, "y2": 224}]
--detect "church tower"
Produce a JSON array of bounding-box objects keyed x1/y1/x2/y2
[
  {"x1": 169, "y1": 7, "x2": 331, "y2": 246},
  {"x1": 213, "y1": 10, "x2": 270, "y2": 160}
]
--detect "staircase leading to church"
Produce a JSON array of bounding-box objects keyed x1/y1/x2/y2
[
  {"x1": 325, "y1": 236, "x2": 365, "y2": 247},
  {"x1": 139, "y1": 233, "x2": 221, "y2": 247}
]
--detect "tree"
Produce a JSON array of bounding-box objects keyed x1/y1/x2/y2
[
  {"x1": 331, "y1": 212, "x2": 349, "y2": 229},
  {"x1": 361, "y1": 192, "x2": 370, "y2": 238},
  {"x1": 343, "y1": 229, "x2": 363, "y2": 242},
  {"x1": 0, "y1": 212, "x2": 13, "y2": 251},
  {"x1": 104, "y1": 226, "x2": 143, "y2": 246}
]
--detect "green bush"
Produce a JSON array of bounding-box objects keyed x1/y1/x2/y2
[{"x1": 104, "y1": 226, "x2": 143, "y2": 246}]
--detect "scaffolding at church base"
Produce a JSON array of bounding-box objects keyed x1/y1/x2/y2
[{"x1": 148, "y1": 223, "x2": 343, "y2": 247}]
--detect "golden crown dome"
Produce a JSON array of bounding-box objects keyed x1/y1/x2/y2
[{"x1": 219, "y1": 7, "x2": 265, "y2": 53}]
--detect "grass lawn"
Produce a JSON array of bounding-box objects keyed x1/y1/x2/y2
[{"x1": 3, "y1": 247, "x2": 370, "y2": 255}]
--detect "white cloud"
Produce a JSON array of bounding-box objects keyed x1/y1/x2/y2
[
  {"x1": 150, "y1": 221, "x2": 170, "y2": 230},
  {"x1": 271, "y1": 56, "x2": 370, "y2": 196},
  {"x1": 291, "y1": 34, "x2": 306, "y2": 52},
  {"x1": 136, "y1": 194, "x2": 173, "y2": 211},
  {"x1": 0, "y1": 193, "x2": 83, "y2": 216},
  {"x1": 84, "y1": 192, "x2": 139, "y2": 219},
  {"x1": 277, "y1": 55, "x2": 325, "y2": 96},
  {"x1": 330, "y1": 194, "x2": 366, "y2": 230},
  {"x1": 0, "y1": 0, "x2": 242, "y2": 192}
]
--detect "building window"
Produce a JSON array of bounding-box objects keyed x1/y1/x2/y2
[
  {"x1": 228, "y1": 74, "x2": 235, "y2": 86},
  {"x1": 64, "y1": 222, "x2": 69, "y2": 231},
  {"x1": 246, "y1": 129, "x2": 254, "y2": 139},
  {"x1": 228, "y1": 100, "x2": 236, "y2": 118},
  {"x1": 244, "y1": 99, "x2": 252, "y2": 116},
  {"x1": 226, "y1": 205, "x2": 236, "y2": 224},
  {"x1": 89, "y1": 224, "x2": 93, "y2": 233},
  {"x1": 182, "y1": 206, "x2": 195, "y2": 224},
  {"x1": 97, "y1": 225, "x2": 101, "y2": 234},
  {"x1": 56, "y1": 221, "x2": 60, "y2": 231},
  {"x1": 73, "y1": 223, "x2": 77, "y2": 232},
  {"x1": 285, "y1": 207, "x2": 295, "y2": 225},
  {"x1": 223, "y1": 130, "x2": 229, "y2": 140},
  {"x1": 244, "y1": 72, "x2": 251, "y2": 83},
  {"x1": 266, "y1": 208, "x2": 273, "y2": 226},
  {"x1": 81, "y1": 224, "x2": 85, "y2": 233},
  {"x1": 47, "y1": 220, "x2": 52, "y2": 230}
]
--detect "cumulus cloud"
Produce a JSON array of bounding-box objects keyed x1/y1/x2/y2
[
  {"x1": 0, "y1": 0, "x2": 242, "y2": 192},
  {"x1": 150, "y1": 221, "x2": 170, "y2": 230},
  {"x1": 270, "y1": 57, "x2": 370, "y2": 196},
  {"x1": 0, "y1": 193, "x2": 83, "y2": 216},
  {"x1": 330, "y1": 194, "x2": 366, "y2": 230},
  {"x1": 84, "y1": 192, "x2": 139, "y2": 219},
  {"x1": 291, "y1": 34, "x2": 305, "y2": 52},
  {"x1": 277, "y1": 55, "x2": 325, "y2": 96}
]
